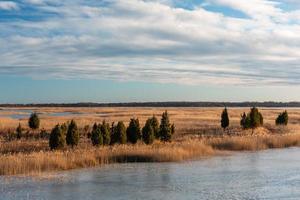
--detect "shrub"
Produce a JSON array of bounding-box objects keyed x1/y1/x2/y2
[
  {"x1": 112, "y1": 121, "x2": 127, "y2": 144},
  {"x1": 16, "y1": 123, "x2": 22, "y2": 139},
  {"x1": 276, "y1": 110, "x2": 288, "y2": 125},
  {"x1": 126, "y1": 118, "x2": 141, "y2": 144},
  {"x1": 159, "y1": 111, "x2": 173, "y2": 142},
  {"x1": 28, "y1": 113, "x2": 40, "y2": 130},
  {"x1": 91, "y1": 123, "x2": 103, "y2": 146},
  {"x1": 101, "y1": 120, "x2": 111, "y2": 145},
  {"x1": 49, "y1": 124, "x2": 65, "y2": 150},
  {"x1": 221, "y1": 107, "x2": 229, "y2": 131},
  {"x1": 142, "y1": 119, "x2": 155, "y2": 145},
  {"x1": 66, "y1": 120, "x2": 79, "y2": 147}
]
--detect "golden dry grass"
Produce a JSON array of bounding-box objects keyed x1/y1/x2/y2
[
  {"x1": 0, "y1": 140, "x2": 214, "y2": 175},
  {"x1": 2, "y1": 133, "x2": 300, "y2": 175},
  {"x1": 0, "y1": 140, "x2": 49, "y2": 154}
]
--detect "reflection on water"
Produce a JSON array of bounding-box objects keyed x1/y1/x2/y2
[{"x1": 2, "y1": 148, "x2": 300, "y2": 199}]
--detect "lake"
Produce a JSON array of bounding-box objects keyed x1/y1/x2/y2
[{"x1": 1, "y1": 148, "x2": 300, "y2": 199}]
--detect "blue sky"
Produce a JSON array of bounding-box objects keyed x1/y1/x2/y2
[{"x1": 0, "y1": 0, "x2": 300, "y2": 103}]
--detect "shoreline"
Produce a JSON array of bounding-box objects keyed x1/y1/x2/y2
[{"x1": 1, "y1": 133, "x2": 300, "y2": 176}]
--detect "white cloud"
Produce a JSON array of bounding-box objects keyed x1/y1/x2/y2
[
  {"x1": 0, "y1": 0, "x2": 300, "y2": 85},
  {"x1": 0, "y1": 1, "x2": 19, "y2": 10},
  {"x1": 25, "y1": 0, "x2": 45, "y2": 5}
]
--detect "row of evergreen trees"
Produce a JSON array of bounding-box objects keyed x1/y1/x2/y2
[
  {"x1": 48, "y1": 111, "x2": 175, "y2": 150},
  {"x1": 90, "y1": 111, "x2": 175, "y2": 147},
  {"x1": 220, "y1": 107, "x2": 289, "y2": 132}
]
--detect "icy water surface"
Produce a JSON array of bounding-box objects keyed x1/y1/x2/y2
[{"x1": 2, "y1": 148, "x2": 300, "y2": 199}]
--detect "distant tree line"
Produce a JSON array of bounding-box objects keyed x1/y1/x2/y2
[{"x1": 2, "y1": 101, "x2": 300, "y2": 108}]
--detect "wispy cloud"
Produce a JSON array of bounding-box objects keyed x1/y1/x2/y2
[
  {"x1": 0, "y1": 0, "x2": 299, "y2": 86},
  {"x1": 0, "y1": 1, "x2": 19, "y2": 10}
]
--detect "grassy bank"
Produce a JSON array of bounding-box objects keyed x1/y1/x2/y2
[
  {"x1": 1, "y1": 134, "x2": 300, "y2": 176},
  {"x1": 0, "y1": 140, "x2": 214, "y2": 175}
]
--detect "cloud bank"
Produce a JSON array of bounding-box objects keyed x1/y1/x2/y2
[{"x1": 0, "y1": 0, "x2": 300, "y2": 85}]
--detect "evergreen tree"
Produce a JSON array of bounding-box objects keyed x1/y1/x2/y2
[
  {"x1": 259, "y1": 112, "x2": 264, "y2": 125},
  {"x1": 61, "y1": 123, "x2": 68, "y2": 136},
  {"x1": 283, "y1": 110, "x2": 288, "y2": 124},
  {"x1": 171, "y1": 123, "x2": 175, "y2": 135},
  {"x1": 241, "y1": 108, "x2": 263, "y2": 131},
  {"x1": 276, "y1": 110, "x2": 288, "y2": 125},
  {"x1": 240, "y1": 112, "x2": 247, "y2": 129},
  {"x1": 221, "y1": 107, "x2": 229, "y2": 131},
  {"x1": 92, "y1": 123, "x2": 98, "y2": 133},
  {"x1": 28, "y1": 113, "x2": 40, "y2": 130},
  {"x1": 142, "y1": 119, "x2": 155, "y2": 145},
  {"x1": 91, "y1": 123, "x2": 103, "y2": 146},
  {"x1": 110, "y1": 122, "x2": 117, "y2": 145},
  {"x1": 159, "y1": 111, "x2": 173, "y2": 142},
  {"x1": 126, "y1": 118, "x2": 141, "y2": 144},
  {"x1": 248, "y1": 107, "x2": 264, "y2": 134},
  {"x1": 66, "y1": 120, "x2": 79, "y2": 147},
  {"x1": 245, "y1": 114, "x2": 251, "y2": 129},
  {"x1": 101, "y1": 120, "x2": 111, "y2": 145},
  {"x1": 49, "y1": 124, "x2": 65, "y2": 150},
  {"x1": 16, "y1": 123, "x2": 22, "y2": 139},
  {"x1": 149, "y1": 115, "x2": 160, "y2": 139},
  {"x1": 240, "y1": 112, "x2": 250, "y2": 129},
  {"x1": 114, "y1": 121, "x2": 127, "y2": 144},
  {"x1": 249, "y1": 107, "x2": 263, "y2": 128}
]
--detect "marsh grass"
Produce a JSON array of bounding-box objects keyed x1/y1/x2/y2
[
  {"x1": 206, "y1": 134, "x2": 300, "y2": 151},
  {"x1": 0, "y1": 140, "x2": 214, "y2": 175}
]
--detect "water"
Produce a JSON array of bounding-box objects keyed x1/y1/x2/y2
[
  {"x1": 0, "y1": 109, "x2": 83, "y2": 119},
  {"x1": 2, "y1": 148, "x2": 300, "y2": 199}
]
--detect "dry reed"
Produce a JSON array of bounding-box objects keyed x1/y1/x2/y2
[
  {"x1": 206, "y1": 134, "x2": 300, "y2": 151},
  {"x1": 0, "y1": 140, "x2": 214, "y2": 175}
]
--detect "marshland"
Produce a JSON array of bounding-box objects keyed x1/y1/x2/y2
[{"x1": 1, "y1": 107, "x2": 300, "y2": 176}]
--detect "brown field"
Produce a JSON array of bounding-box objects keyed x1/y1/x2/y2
[{"x1": 1, "y1": 107, "x2": 300, "y2": 175}]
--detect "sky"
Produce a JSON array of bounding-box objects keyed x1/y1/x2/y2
[{"x1": 0, "y1": 0, "x2": 300, "y2": 103}]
